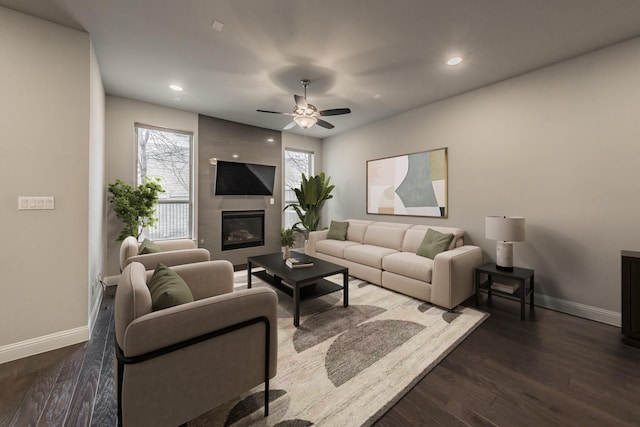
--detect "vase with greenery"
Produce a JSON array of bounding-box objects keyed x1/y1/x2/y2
[
  {"x1": 284, "y1": 172, "x2": 335, "y2": 240},
  {"x1": 108, "y1": 178, "x2": 165, "y2": 242},
  {"x1": 280, "y1": 228, "x2": 295, "y2": 258}
]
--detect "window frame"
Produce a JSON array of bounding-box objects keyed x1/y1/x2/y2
[
  {"x1": 283, "y1": 148, "x2": 314, "y2": 229},
  {"x1": 134, "y1": 122, "x2": 195, "y2": 241}
]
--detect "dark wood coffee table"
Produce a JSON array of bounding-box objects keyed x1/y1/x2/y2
[{"x1": 247, "y1": 252, "x2": 349, "y2": 327}]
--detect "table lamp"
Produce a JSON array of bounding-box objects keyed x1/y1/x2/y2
[{"x1": 485, "y1": 216, "x2": 525, "y2": 271}]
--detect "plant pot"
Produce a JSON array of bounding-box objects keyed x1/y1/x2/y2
[{"x1": 282, "y1": 247, "x2": 290, "y2": 259}]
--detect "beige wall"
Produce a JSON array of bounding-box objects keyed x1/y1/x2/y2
[
  {"x1": 323, "y1": 37, "x2": 640, "y2": 325},
  {"x1": 0, "y1": 8, "x2": 94, "y2": 356},
  {"x1": 105, "y1": 96, "x2": 199, "y2": 276}
]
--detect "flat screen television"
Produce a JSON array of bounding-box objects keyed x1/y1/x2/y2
[{"x1": 214, "y1": 160, "x2": 276, "y2": 196}]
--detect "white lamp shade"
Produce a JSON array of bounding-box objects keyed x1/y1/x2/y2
[
  {"x1": 293, "y1": 115, "x2": 317, "y2": 129},
  {"x1": 485, "y1": 216, "x2": 525, "y2": 242}
]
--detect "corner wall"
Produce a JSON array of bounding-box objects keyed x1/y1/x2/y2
[
  {"x1": 88, "y1": 40, "x2": 106, "y2": 331},
  {"x1": 323, "y1": 36, "x2": 640, "y2": 325},
  {"x1": 0, "y1": 7, "x2": 93, "y2": 361}
]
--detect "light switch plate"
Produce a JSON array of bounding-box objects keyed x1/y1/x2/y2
[{"x1": 18, "y1": 196, "x2": 55, "y2": 210}]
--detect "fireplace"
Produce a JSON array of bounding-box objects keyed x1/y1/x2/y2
[{"x1": 221, "y1": 210, "x2": 265, "y2": 251}]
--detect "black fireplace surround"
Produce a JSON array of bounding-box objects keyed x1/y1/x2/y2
[{"x1": 221, "y1": 210, "x2": 265, "y2": 251}]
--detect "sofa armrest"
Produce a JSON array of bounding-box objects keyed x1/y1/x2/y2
[
  {"x1": 121, "y1": 287, "x2": 278, "y2": 362},
  {"x1": 431, "y1": 246, "x2": 482, "y2": 309},
  {"x1": 144, "y1": 260, "x2": 234, "y2": 300},
  {"x1": 306, "y1": 230, "x2": 329, "y2": 256},
  {"x1": 124, "y1": 248, "x2": 211, "y2": 270}
]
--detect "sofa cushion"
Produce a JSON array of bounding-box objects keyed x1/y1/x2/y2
[
  {"x1": 416, "y1": 229, "x2": 454, "y2": 259},
  {"x1": 363, "y1": 223, "x2": 410, "y2": 251},
  {"x1": 138, "y1": 238, "x2": 161, "y2": 254},
  {"x1": 327, "y1": 220, "x2": 349, "y2": 240},
  {"x1": 346, "y1": 219, "x2": 374, "y2": 243},
  {"x1": 344, "y1": 244, "x2": 398, "y2": 269},
  {"x1": 315, "y1": 239, "x2": 360, "y2": 258},
  {"x1": 382, "y1": 252, "x2": 434, "y2": 283},
  {"x1": 148, "y1": 263, "x2": 194, "y2": 311}
]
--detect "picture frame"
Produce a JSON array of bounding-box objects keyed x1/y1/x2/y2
[{"x1": 366, "y1": 148, "x2": 447, "y2": 218}]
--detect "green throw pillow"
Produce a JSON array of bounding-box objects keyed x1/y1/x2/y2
[
  {"x1": 138, "y1": 238, "x2": 161, "y2": 255},
  {"x1": 416, "y1": 229, "x2": 455, "y2": 260},
  {"x1": 148, "y1": 263, "x2": 194, "y2": 311},
  {"x1": 327, "y1": 220, "x2": 349, "y2": 241}
]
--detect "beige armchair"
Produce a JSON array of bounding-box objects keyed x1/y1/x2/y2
[
  {"x1": 115, "y1": 261, "x2": 278, "y2": 427},
  {"x1": 119, "y1": 236, "x2": 210, "y2": 271}
]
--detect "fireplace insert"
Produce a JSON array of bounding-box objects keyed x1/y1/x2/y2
[{"x1": 221, "y1": 210, "x2": 265, "y2": 251}]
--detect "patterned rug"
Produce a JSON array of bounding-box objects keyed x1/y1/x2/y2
[{"x1": 189, "y1": 271, "x2": 488, "y2": 426}]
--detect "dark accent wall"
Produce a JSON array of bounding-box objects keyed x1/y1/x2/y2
[{"x1": 198, "y1": 115, "x2": 282, "y2": 266}]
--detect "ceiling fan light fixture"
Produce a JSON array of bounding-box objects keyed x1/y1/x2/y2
[{"x1": 294, "y1": 115, "x2": 317, "y2": 129}]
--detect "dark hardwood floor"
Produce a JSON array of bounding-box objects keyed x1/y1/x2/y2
[{"x1": 1, "y1": 287, "x2": 638, "y2": 426}]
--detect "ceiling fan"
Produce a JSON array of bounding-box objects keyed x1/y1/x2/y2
[{"x1": 257, "y1": 79, "x2": 351, "y2": 130}]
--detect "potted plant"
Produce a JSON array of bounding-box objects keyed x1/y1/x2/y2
[
  {"x1": 284, "y1": 172, "x2": 335, "y2": 240},
  {"x1": 280, "y1": 228, "x2": 295, "y2": 259},
  {"x1": 108, "y1": 178, "x2": 165, "y2": 242}
]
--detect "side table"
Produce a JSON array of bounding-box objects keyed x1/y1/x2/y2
[{"x1": 475, "y1": 262, "x2": 534, "y2": 320}]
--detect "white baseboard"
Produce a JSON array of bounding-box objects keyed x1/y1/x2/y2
[
  {"x1": 88, "y1": 289, "x2": 102, "y2": 335},
  {"x1": 0, "y1": 326, "x2": 89, "y2": 365},
  {"x1": 536, "y1": 294, "x2": 621, "y2": 327}
]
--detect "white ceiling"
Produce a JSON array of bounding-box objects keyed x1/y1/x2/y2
[{"x1": 3, "y1": 0, "x2": 640, "y2": 138}]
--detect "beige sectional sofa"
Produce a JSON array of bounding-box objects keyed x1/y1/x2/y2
[{"x1": 306, "y1": 219, "x2": 482, "y2": 309}]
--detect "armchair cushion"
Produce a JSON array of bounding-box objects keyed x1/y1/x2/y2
[
  {"x1": 417, "y1": 229, "x2": 454, "y2": 260},
  {"x1": 148, "y1": 263, "x2": 194, "y2": 311},
  {"x1": 138, "y1": 238, "x2": 161, "y2": 254}
]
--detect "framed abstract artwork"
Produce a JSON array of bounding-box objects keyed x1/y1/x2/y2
[{"x1": 366, "y1": 148, "x2": 448, "y2": 218}]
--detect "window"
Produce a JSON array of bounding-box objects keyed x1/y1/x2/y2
[
  {"x1": 283, "y1": 149, "x2": 314, "y2": 229},
  {"x1": 136, "y1": 124, "x2": 193, "y2": 240}
]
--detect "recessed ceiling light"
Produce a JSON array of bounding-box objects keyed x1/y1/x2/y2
[
  {"x1": 266, "y1": 138, "x2": 275, "y2": 143},
  {"x1": 446, "y1": 57, "x2": 463, "y2": 66},
  {"x1": 232, "y1": 154, "x2": 239, "y2": 158},
  {"x1": 211, "y1": 20, "x2": 224, "y2": 32},
  {"x1": 169, "y1": 84, "x2": 183, "y2": 91}
]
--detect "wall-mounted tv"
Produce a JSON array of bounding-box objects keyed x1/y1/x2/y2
[{"x1": 214, "y1": 160, "x2": 276, "y2": 196}]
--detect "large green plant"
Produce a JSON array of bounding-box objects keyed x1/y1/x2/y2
[
  {"x1": 284, "y1": 172, "x2": 335, "y2": 239},
  {"x1": 108, "y1": 178, "x2": 165, "y2": 242}
]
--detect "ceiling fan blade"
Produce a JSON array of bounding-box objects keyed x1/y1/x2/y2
[
  {"x1": 257, "y1": 109, "x2": 293, "y2": 116},
  {"x1": 319, "y1": 108, "x2": 351, "y2": 116},
  {"x1": 294, "y1": 94, "x2": 307, "y2": 109},
  {"x1": 283, "y1": 121, "x2": 297, "y2": 130},
  {"x1": 316, "y1": 119, "x2": 335, "y2": 129}
]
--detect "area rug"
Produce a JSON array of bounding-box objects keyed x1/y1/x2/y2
[{"x1": 189, "y1": 271, "x2": 488, "y2": 426}]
